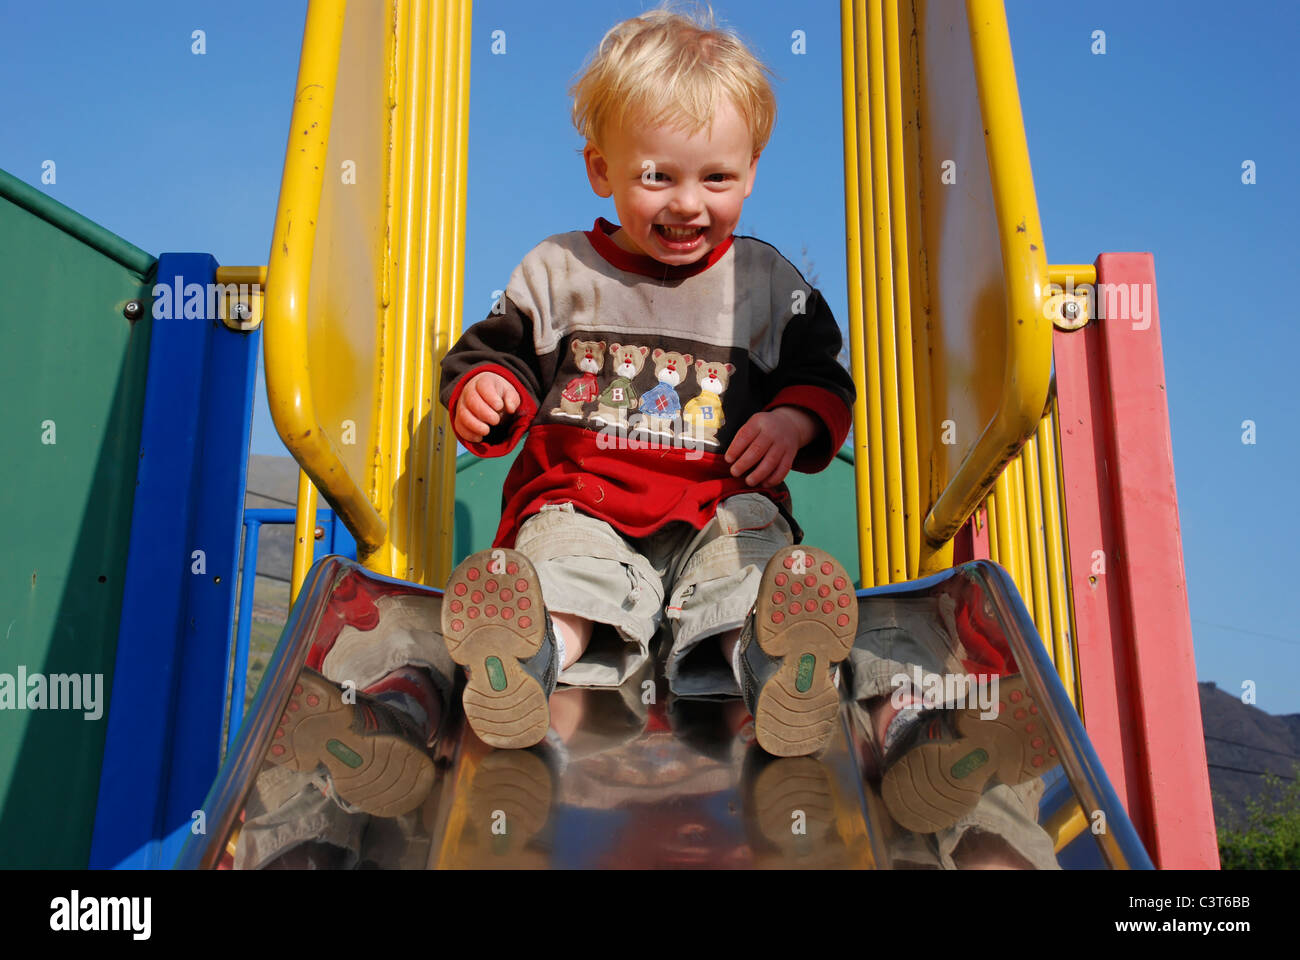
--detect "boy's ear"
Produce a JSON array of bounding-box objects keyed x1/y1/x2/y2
[
  {"x1": 584, "y1": 142, "x2": 613, "y2": 198},
  {"x1": 743, "y1": 152, "x2": 760, "y2": 200}
]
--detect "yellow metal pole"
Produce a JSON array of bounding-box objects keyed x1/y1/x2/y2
[
  {"x1": 853, "y1": 0, "x2": 889, "y2": 586},
  {"x1": 1020, "y1": 432, "x2": 1053, "y2": 652},
  {"x1": 1038, "y1": 409, "x2": 1077, "y2": 705},
  {"x1": 382, "y1": 0, "x2": 430, "y2": 580},
  {"x1": 840, "y1": 0, "x2": 875, "y2": 586},
  {"x1": 992, "y1": 469, "x2": 1019, "y2": 588},
  {"x1": 405, "y1": 0, "x2": 448, "y2": 585},
  {"x1": 290, "y1": 469, "x2": 318, "y2": 602},
  {"x1": 883, "y1": 0, "x2": 921, "y2": 581},
  {"x1": 1051, "y1": 397, "x2": 1083, "y2": 713},
  {"x1": 426, "y1": 0, "x2": 471, "y2": 585},
  {"x1": 368, "y1": 0, "x2": 410, "y2": 577},
  {"x1": 1009, "y1": 453, "x2": 1032, "y2": 604},
  {"x1": 867, "y1": 0, "x2": 906, "y2": 583}
]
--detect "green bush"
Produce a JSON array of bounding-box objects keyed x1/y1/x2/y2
[{"x1": 1217, "y1": 764, "x2": 1300, "y2": 870}]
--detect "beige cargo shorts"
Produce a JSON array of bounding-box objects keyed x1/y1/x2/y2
[{"x1": 512, "y1": 493, "x2": 795, "y2": 698}]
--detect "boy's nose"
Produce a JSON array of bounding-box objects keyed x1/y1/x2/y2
[{"x1": 668, "y1": 186, "x2": 703, "y2": 217}]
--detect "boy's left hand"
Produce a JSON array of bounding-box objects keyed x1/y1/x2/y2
[{"x1": 726, "y1": 406, "x2": 821, "y2": 487}]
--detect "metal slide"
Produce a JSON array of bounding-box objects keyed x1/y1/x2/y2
[{"x1": 178, "y1": 558, "x2": 1150, "y2": 870}]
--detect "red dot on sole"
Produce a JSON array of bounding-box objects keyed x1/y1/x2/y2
[
  {"x1": 450, "y1": 600, "x2": 462, "y2": 613},
  {"x1": 837, "y1": 614, "x2": 850, "y2": 627},
  {"x1": 821, "y1": 562, "x2": 834, "y2": 575},
  {"x1": 805, "y1": 575, "x2": 816, "y2": 587},
  {"x1": 518, "y1": 597, "x2": 531, "y2": 610},
  {"x1": 804, "y1": 600, "x2": 816, "y2": 612},
  {"x1": 823, "y1": 601, "x2": 834, "y2": 613},
  {"x1": 272, "y1": 745, "x2": 285, "y2": 756},
  {"x1": 485, "y1": 605, "x2": 498, "y2": 617},
  {"x1": 788, "y1": 602, "x2": 800, "y2": 614},
  {"x1": 467, "y1": 568, "x2": 480, "y2": 581},
  {"x1": 472, "y1": 591, "x2": 484, "y2": 603},
  {"x1": 833, "y1": 577, "x2": 846, "y2": 590},
  {"x1": 506, "y1": 562, "x2": 519, "y2": 575},
  {"x1": 500, "y1": 589, "x2": 513, "y2": 602},
  {"x1": 783, "y1": 557, "x2": 794, "y2": 569},
  {"x1": 454, "y1": 583, "x2": 467, "y2": 596},
  {"x1": 518, "y1": 616, "x2": 531, "y2": 629},
  {"x1": 306, "y1": 694, "x2": 319, "y2": 707},
  {"x1": 1032, "y1": 756, "x2": 1043, "y2": 767},
  {"x1": 773, "y1": 592, "x2": 785, "y2": 605},
  {"x1": 288, "y1": 701, "x2": 300, "y2": 712},
  {"x1": 515, "y1": 579, "x2": 528, "y2": 592},
  {"x1": 274, "y1": 727, "x2": 284, "y2": 738},
  {"x1": 451, "y1": 619, "x2": 464, "y2": 631},
  {"x1": 485, "y1": 580, "x2": 498, "y2": 593},
  {"x1": 467, "y1": 608, "x2": 480, "y2": 619},
  {"x1": 502, "y1": 608, "x2": 513, "y2": 619},
  {"x1": 791, "y1": 582, "x2": 803, "y2": 595},
  {"x1": 772, "y1": 611, "x2": 785, "y2": 624},
  {"x1": 774, "y1": 573, "x2": 788, "y2": 587},
  {"x1": 1010, "y1": 691, "x2": 1023, "y2": 702},
  {"x1": 838, "y1": 594, "x2": 851, "y2": 607}
]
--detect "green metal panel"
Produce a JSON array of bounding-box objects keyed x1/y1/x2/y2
[
  {"x1": 0, "y1": 168, "x2": 155, "y2": 867},
  {"x1": 452, "y1": 448, "x2": 861, "y2": 586}
]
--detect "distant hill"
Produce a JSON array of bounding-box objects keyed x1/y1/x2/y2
[
  {"x1": 243, "y1": 454, "x2": 299, "y2": 582},
  {"x1": 1199, "y1": 681, "x2": 1300, "y2": 829}
]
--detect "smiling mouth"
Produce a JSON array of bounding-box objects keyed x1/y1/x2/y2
[{"x1": 654, "y1": 224, "x2": 706, "y2": 241}]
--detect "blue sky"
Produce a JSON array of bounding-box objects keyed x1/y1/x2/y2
[{"x1": 2, "y1": 1, "x2": 1297, "y2": 712}]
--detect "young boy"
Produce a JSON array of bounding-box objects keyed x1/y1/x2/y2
[{"x1": 438, "y1": 5, "x2": 857, "y2": 759}]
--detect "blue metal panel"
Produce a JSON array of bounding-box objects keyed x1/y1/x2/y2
[{"x1": 89, "y1": 253, "x2": 259, "y2": 868}]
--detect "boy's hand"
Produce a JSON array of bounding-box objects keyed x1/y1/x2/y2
[
  {"x1": 453, "y1": 371, "x2": 521, "y2": 444},
  {"x1": 726, "y1": 406, "x2": 821, "y2": 487}
]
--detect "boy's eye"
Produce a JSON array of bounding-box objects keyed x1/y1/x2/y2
[{"x1": 706, "y1": 173, "x2": 730, "y2": 182}]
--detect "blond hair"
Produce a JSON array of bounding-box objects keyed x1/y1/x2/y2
[{"x1": 569, "y1": 3, "x2": 777, "y2": 155}]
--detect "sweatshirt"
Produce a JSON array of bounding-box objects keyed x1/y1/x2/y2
[{"x1": 439, "y1": 217, "x2": 856, "y2": 548}]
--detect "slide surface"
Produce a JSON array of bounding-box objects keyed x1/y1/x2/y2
[{"x1": 179, "y1": 557, "x2": 1148, "y2": 870}]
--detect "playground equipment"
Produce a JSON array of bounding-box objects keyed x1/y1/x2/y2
[{"x1": 0, "y1": 0, "x2": 1216, "y2": 869}]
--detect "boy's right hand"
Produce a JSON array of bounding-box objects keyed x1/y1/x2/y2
[{"x1": 453, "y1": 371, "x2": 521, "y2": 444}]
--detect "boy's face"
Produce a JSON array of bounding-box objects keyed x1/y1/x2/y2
[{"x1": 584, "y1": 97, "x2": 758, "y2": 266}]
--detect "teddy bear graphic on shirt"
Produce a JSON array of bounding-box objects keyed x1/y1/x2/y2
[
  {"x1": 633, "y1": 349, "x2": 691, "y2": 439},
  {"x1": 589, "y1": 343, "x2": 648, "y2": 430},
  {"x1": 550, "y1": 339, "x2": 606, "y2": 419},
  {"x1": 681, "y1": 358, "x2": 735, "y2": 447}
]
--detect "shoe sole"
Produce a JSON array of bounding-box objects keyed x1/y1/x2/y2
[
  {"x1": 881, "y1": 674, "x2": 1059, "y2": 833},
  {"x1": 752, "y1": 547, "x2": 858, "y2": 757},
  {"x1": 443, "y1": 548, "x2": 551, "y2": 749},
  {"x1": 267, "y1": 668, "x2": 435, "y2": 818},
  {"x1": 752, "y1": 756, "x2": 835, "y2": 847}
]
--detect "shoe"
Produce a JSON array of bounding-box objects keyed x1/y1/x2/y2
[
  {"x1": 880, "y1": 674, "x2": 1059, "y2": 834},
  {"x1": 266, "y1": 667, "x2": 437, "y2": 818},
  {"x1": 442, "y1": 548, "x2": 558, "y2": 749},
  {"x1": 738, "y1": 546, "x2": 858, "y2": 757}
]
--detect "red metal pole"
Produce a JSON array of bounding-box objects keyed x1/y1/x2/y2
[{"x1": 1053, "y1": 253, "x2": 1218, "y2": 868}]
